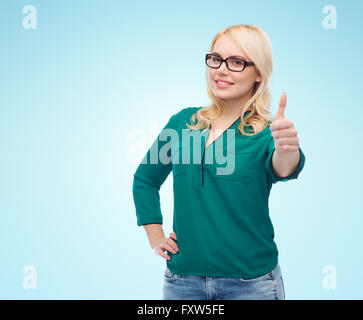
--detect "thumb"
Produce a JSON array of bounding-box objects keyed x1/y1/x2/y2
[
  {"x1": 170, "y1": 232, "x2": 177, "y2": 240},
  {"x1": 275, "y1": 91, "x2": 287, "y2": 120}
]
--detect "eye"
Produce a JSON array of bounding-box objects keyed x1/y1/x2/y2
[{"x1": 230, "y1": 59, "x2": 243, "y2": 66}]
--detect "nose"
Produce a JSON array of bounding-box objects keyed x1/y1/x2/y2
[{"x1": 217, "y1": 60, "x2": 229, "y2": 74}]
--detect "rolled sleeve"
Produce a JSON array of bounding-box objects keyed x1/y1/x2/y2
[
  {"x1": 132, "y1": 175, "x2": 164, "y2": 226},
  {"x1": 265, "y1": 133, "x2": 306, "y2": 184}
]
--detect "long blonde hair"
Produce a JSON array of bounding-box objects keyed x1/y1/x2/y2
[{"x1": 187, "y1": 24, "x2": 274, "y2": 136}]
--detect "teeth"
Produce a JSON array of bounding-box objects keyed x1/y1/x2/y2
[{"x1": 217, "y1": 81, "x2": 233, "y2": 85}]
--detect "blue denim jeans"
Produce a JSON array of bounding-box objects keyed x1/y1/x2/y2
[{"x1": 163, "y1": 263, "x2": 285, "y2": 300}]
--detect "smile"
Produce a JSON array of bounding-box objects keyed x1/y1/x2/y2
[{"x1": 215, "y1": 80, "x2": 234, "y2": 88}]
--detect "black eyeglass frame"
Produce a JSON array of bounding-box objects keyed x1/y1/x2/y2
[{"x1": 205, "y1": 53, "x2": 255, "y2": 72}]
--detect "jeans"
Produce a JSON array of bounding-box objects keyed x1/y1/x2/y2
[{"x1": 163, "y1": 263, "x2": 285, "y2": 300}]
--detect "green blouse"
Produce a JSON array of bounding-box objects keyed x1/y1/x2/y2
[{"x1": 132, "y1": 106, "x2": 306, "y2": 279}]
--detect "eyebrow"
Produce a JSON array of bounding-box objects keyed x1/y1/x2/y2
[{"x1": 212, "y1": 52, "x2": 247, "y2": 60}]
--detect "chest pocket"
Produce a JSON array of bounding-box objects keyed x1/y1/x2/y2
[
  {"x1": 210, "y1": 146, "x2": 257, "y2": 183},
  {"x1": 171, "y1": 145, "x2": 188, "y2": 178}
]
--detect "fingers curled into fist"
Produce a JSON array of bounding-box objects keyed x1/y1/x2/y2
[{"x1": 270, "y1": 92, "x2": 300, "y2": 153}]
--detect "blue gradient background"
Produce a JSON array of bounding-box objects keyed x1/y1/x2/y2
[{"x1": 0, "y1": 0, "x2": 362, "y2": 299}]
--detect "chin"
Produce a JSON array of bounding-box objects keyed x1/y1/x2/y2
[{"x1": 214, "y1": 92, "x2": 235, "y2": 99}]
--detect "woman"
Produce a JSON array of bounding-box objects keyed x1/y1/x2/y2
[{"x1": 132, "y1": 24, "x2": 305, "y2": 300}]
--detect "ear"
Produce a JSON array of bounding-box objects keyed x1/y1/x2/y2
[{"x1": 256, "y1": 73, "x2": 262, "y2": 83}]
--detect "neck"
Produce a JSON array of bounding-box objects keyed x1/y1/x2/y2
[{"x1": 220, "y1": 89, "x2": 254, "y2": 120}]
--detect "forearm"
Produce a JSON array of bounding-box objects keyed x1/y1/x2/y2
[
  {"x1": 143, "y1": 224, "x2": 166, "y2": 249},
  {"x1": 272, "y1": 148, "x2": 301, "y2": 178}
]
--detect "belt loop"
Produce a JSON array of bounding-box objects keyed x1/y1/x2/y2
[
  {"x1": 273, "y1": 263, "x2": 281, "y2": 279},
  {"x1": 269, "y1": 263, "x2": 279, "y2": 280}
]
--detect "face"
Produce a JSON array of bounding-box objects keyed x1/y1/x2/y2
[{"x1": 207, "y1": 34, "x2": 261, "y2": 106}]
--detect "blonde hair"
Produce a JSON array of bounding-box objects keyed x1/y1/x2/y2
[{"x1": 187, "y1": 24, "x2": 274, "y2": 136}]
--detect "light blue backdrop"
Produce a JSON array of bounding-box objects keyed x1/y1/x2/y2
[{"x1": 0, "y1": 0, "x2": 361, "y2": 299}]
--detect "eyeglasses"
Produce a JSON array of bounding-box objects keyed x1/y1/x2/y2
[{"x1": 205, "y1": 53, "x2": 255, "y2": 72}]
